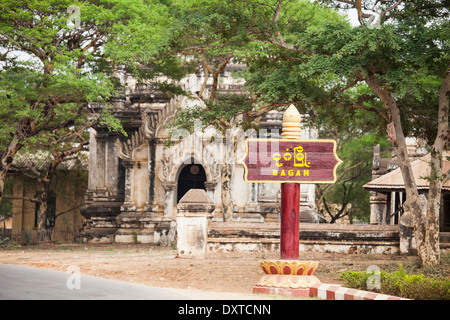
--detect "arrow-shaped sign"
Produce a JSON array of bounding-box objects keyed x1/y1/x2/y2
[{"x1": 239, "y1": 139, "x2": 342, "y2": 184}]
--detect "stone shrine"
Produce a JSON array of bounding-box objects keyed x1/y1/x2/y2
[{"x1": 80, "y1": 64, "x2": 319, "y2": 244}]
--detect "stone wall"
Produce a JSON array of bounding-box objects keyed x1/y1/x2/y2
[
  {"x1": 208, "y1": 222, "x2": 401, "y2": 255},
  {"x1": 11, "y1": 171, "x2": 87, "y2": 242}
]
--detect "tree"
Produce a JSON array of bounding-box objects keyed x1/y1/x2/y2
[
  {"x1": 0, "y1": 0, "x2": 172, "y2": 230},
  {"x1": 8, "y1": 121, "x2": 93, "y2": 230},
  {"x1": 240, "y1": 0, "x2": 449, "y2": 266},
  {"x1": 163, "y1": 0, "x2": 256, "y2": 221}
]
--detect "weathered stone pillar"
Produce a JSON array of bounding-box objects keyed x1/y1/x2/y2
[
  {"x1": 106, "y1": 134, "x2": 121, "y2": 198},
  {"x1": 94, "y1": 132, "x2": 108, "y2": 197},
  {"x1": 162, "y1": 181, "x2": 177, "y2": 218},
  {"x1": 370, "y1": 192, "x2": 388, "y2": 224},
  {"x1": 146, "y1": 141, "x2": 158, "y2": 212},
  {"x1": 121, "y1": 160, "x2": 136, "y2": 212},
  {"x1": 176, "y1": 189, "x2": 214, "y2": 257}
]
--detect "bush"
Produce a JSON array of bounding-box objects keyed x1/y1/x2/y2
[{"x1": 339, "y1": 265, "x2": 450, "y2": 300}]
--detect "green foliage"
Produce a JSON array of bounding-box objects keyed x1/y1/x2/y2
[
  {"x1": 314, "y1": 106, "x2": 391, "y2": 222},
  {"x1": 0, "y1": 0, "x2": 182, "y2": 157},
  {"x1": 166, "y1": 93, "x2": 255, "y2": 138},
  {"x1": 339, "y1": 265, "x2": 450, "y2": 300},
  {"x1": 243, "y1": 0, "x2": 449, "y2": 146}
]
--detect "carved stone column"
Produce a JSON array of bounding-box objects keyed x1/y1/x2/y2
[
  {"x1": 94, "y1": 132, "x2": 108, "y2": 199},
  {"x1": 369, "y1": 192, "x2": 387, "y2": 225},
  {"x1": 121, "y1": 160, "x2": 136, "y2": 212},
  {"x1": 162, "y1": 181, "x2": 177, "y2": 218}
]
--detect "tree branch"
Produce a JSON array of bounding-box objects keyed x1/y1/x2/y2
[
  {"x1": 316, "y1": 159, "x2": 365, "y2": 209},
  {"x1": 3, "y1": 195, "x2": 39, "y2": 203},
  {"x1": 381, "y1": 0, "x2": 403, "y2": 18},
  {"x1": 210, "y1": 55, "x2": 232, "y2": 100},
  {"x1": 55, "y1": 203, "x2": 84, "y2": 220},
  {"x1": 356, "y1": 0, "x2": 365, "y2": 26}
]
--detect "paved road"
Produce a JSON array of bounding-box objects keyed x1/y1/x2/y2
[{"x1": 0, "y1": 264, "x2": 192, "y2": 300}]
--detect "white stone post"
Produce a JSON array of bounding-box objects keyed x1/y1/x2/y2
[{"x1": 176, "y1": 189, "x2": 214, "y2": 257}]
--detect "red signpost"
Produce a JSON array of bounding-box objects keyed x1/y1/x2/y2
[
  {"x1": 280, "y1": 183, "x2": 300, "y2": 260},
  {"x1": 241, "y1": 138, "x2": 341, "y2": 260},
  {"x1": 241, "y1": 105, "x2": 343, "y2": 297}
]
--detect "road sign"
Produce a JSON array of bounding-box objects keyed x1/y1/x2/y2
[{"x1": 240, "y1": 138, "x2": 342, "y2": 184}]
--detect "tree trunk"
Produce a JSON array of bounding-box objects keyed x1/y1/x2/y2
[
  {"x1": 365, "y1": 75, "x2": 443, "y2": 267},
  {"x1": 390, "y1": 103, "x2": 439, "y2": 266},
  {"x1": 37, "y1": 175, "x2": 53, "y2": 230},
  {"x1": 221, "y1": 163, "x2": 233, "y2": 222},
  {"x1": 37, "y1": 197, "x2": 48, "y2": 230},
  {"x1": 421, "y1": 66, "x2": 450, "y2": 267},
  {"x1": 36, "y1": 149, "x2": 73, "y2": 230},
  {"x1": 221, "y1": 130, "x2": 236, "y2": 222},
  {"x1": 0, "y1": 136, "x2": 23, "y2": 204}
]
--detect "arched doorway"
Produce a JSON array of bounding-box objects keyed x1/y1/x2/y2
[{"x1": 177, "y1": 164, "x2": 207, "y2": 203}]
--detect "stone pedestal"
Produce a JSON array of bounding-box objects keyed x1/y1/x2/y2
[
  {"x1": 176, "y1": 189, "x2": 214, "y2": 257},
  {"x1": 253, "y1": 260, "x2": 321, "y2": 297}
]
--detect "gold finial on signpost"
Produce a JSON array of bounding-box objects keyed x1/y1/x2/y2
[{"x1": 282, "y1": 105, "x2": 301, "y2": 140}]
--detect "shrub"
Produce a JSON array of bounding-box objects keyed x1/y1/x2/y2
[{"x1": 339, "y1": 265, "x2": 450, "y2": 300}]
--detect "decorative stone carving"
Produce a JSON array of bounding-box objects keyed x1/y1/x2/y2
[
  {"x1": 121, "y1": 160, "x2": 136, "y2": 211},
  {"x1": 204, "y1": 181, "x2": 217, "y2": 192},
  {"x1": 162, "y1": 181, "x2": 177, "y2": 218},
  {"x1": 204, "y1": 181, "x2": 218, "y2": 210},
  {"x1": 158, "y1": 149, "x2": 173, "y2": 183},
  {"x1": 117, "y1": 126, "x2": 146, "y2": 161},
  {"x1": 162, "y1": 181, "x2": 177, "y2": 191},
  {"x1": 157, "y1": 132, "x2": 220, "y2": 184},
  {"x1": 141, "y1": 111, "x2": 157, "y2": 137}
]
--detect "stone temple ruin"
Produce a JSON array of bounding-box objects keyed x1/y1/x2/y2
[
  {"x1": 79, "y1": 63, "x2": 319, "y2": 244},
  {"x1": 79, "y1": 64, "x2": 450, "y2": 255}
]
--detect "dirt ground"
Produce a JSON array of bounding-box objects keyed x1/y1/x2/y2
[{"x1": 0, "y1": 243, "x2": 435, "y2": 296}]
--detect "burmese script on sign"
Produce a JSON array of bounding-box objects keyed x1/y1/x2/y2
[{"x1": 240, "y1": 139, "x2": 342, "y2": 184}]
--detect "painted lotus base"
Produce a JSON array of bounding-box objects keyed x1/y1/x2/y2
[
  {"x1": 260, "y1": 260, "x2": 319, "y2": 276},
  {"x1": 253, "y1": 260, "x2": 321, "y2": 297}
]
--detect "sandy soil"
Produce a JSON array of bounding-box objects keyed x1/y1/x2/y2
[{"x1": 0, "y1": 243, "x2": 425, "y2": 297}]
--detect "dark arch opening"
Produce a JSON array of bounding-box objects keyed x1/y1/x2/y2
[{"x1": 177, "y1": 164, "x2": 207, "y2": 203}]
